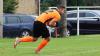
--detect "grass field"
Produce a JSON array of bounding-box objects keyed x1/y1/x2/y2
[{"x1": 0, "y1": 35, "x2": 100, "y2": 56}]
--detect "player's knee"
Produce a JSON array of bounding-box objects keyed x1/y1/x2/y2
[
  {"x1": 33, "y1": 38, "x2": 38, "y2": 42},
  {"x1": 45, "y1": 37, "x2": 50, "y2": 41}
]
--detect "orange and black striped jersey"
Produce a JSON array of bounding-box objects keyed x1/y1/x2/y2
[{"x1": 36, "y1": 10, "x2": 61, "y2": 24}]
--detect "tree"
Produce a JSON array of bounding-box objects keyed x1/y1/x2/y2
[
  {"x1": 40, "y1": 0, "x2": 59, "y2": 12},
  {"x1": 3, "y1": 0, "x2": 18, "y2": 13},
  {"x1": 58, "y1": 0, "x2": 68, "y2": 37},
  {"x1": 67, "y1": 0, "x2": 85, "y2": 6},
  {"x1": 83, "y1": 0, "x2": 100, "y2": 6}
]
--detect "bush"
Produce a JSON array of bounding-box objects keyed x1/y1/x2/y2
[{"x1": 3, "y1": 0, "x2": 18, "y2": 13}]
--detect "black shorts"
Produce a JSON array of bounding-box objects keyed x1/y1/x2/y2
[{"x1": 33, "y1": 21, "x2": 50, "y2": 38}]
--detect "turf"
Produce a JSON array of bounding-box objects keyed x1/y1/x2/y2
[{"x1": 0, "y1": 35, "x2": 100, "y2": 56}]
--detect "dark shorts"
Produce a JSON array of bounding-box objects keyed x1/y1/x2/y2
[{"x1": 33, "y1": 21, "x2": 50, "y2": 38}]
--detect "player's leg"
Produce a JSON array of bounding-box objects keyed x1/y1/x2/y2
[
  {"x1": 18, "y1": 21, "x2": 40, "y2": 42},
  {"x1": 35, "y1": 37, "x2": 50, "y2": 54},
  {"x1": 35, "y1": 24, "x2": 50, "y2": 54},
  {"x1": 14, "y1": 36, "x2": 38, "y2": 48},
  {"x1": 14, "y1": 21, "x2": 40, "y2": 48},
  {"x1": 18, "y1": 36, "x2": 37, "y2": 42}
]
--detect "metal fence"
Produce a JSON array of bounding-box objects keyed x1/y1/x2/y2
[{"x1": 49, "y1": 6, "x2": 100, "y2": 36}]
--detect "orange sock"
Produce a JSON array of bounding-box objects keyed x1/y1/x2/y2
[
  {"x1": 19, "y1": 36, "x2": 34, "y2": 42},
  {"x1": 36, "y1": 39, "x2": 49, "y2": 51}
]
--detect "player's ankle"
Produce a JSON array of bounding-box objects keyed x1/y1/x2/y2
[{"x1": 35, "y1": 49, "x2": 40, "y2": 54}]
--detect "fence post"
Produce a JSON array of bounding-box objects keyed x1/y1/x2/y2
[{"x1": 77, "y1": 6, "x2": 80, "y2": 36}]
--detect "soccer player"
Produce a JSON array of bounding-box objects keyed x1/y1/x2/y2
[{"x1": 13, "y1": 6, "x2": 65, "y2": 54}]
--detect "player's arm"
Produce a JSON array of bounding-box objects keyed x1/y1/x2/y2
[
  {"x1": 49, "y1": 10, "x2": 61, "y2": 27},
  {"x1": 49, "y1": 19, "x2": 57, "y2": 27},
  {"x1": 49, "y1": 15, "x2": 60, "y2": 27}
]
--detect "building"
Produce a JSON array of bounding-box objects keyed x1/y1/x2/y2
[
  {"x1": 16, "y1": 0, "x2": 39, "y2": 15},
  {"x1": 0, "y1": 0, "x2": 3, "y2": 14},
  {"x1": 0, "y1": 0, "x2": 3, "y2": 38}
]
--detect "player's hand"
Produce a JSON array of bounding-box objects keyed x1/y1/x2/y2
[{"x1": 49, "y1": 21, "x2": 56, "y2": 27}]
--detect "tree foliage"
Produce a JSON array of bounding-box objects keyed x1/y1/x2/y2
[
  {"x1": 41, "y1": 0, "x2": 100, "y2": 9},
  {"x1": 3, "y1": 0, "x2": 18, "y2": 13},
  {"x1": 40, "y1": 0, "x2": 60, "y2": 12},
  {"x1": 67, "y1": 0, "x2": 100, "y2": 6}
]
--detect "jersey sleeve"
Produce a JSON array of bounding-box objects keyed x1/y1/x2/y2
[{"x1": 52, "y1": 11, "x2": 61, "y2": 22}]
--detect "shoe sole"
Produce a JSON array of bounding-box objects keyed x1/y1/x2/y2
[
  {"x1": 13, "y1": 38, "x2": 19, "y2": 48},
  {"x1": 14, "y1": 40, "x2": 17, "y2": 48}
]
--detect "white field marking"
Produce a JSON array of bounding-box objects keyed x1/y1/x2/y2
[
  {"x1": 38, "y1": 49, "x2": 100, "y2": 56},
  {"x1": 4, "y1": 44, "x2": 100, "y2": 53},
  {"x1": 1, "y1": 42, "x2": 100, "y2": 49},
  {"x1": 1, "y1": 45, "x2": 100, "y2": 56},
  {"x1": 0, "y1": 43, "x2": 37, "y2": 49},
  {"x1": 3, "y1": 46, "x2": 37, "y2": 49},
  {"x1": 42, "y1": 48, "x2": 100, "y2": 56},
  {"x1": 66, "y1": 37, "x2": 100, "y2": 40},
  {"x1": 64, "y1": 49, "x2": 100, "y2": 56}
]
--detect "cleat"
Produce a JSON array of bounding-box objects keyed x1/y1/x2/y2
[
  {"x1": 14, "y1": 37, "x2": 20, "y2": 48},
  {"x1": 35, "y1": 49, "x2": 40, "y2": 54}
]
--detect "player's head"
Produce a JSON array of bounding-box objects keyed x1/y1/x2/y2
[{"x1": 57, "y1": 6, "x2": 65, "y2": 14}]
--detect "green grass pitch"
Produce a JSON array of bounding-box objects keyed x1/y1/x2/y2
[{"x1": 0, "y1": 35, "x2": 100, "y2": 56}]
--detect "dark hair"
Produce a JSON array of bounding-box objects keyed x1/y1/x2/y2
[{"x1": 57, "y1": 6, "x2": 65, "y2": 9}]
